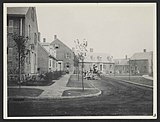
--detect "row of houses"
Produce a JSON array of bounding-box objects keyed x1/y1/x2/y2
[
  {"x1": 114, "y1": 49, "x2": 153, "y2": 76},
  {"x1": 7, "y1": 7, "x2": 76, "y2": 79},
  {"x1": 78, "y1": 48, "x2": 153, "y2": 76},
  {"x1": 7, "y1": 7, "x2": 153, "y2": 80}
]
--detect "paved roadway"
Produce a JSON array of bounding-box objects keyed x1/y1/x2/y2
[{"x1": 8, "y1": 75, "x2": 153, "y2": 116}]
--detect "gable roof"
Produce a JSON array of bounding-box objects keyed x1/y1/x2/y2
[
  {"x1": 51, "y1": 38, "x2": 73, "y2": 53},
  {"x1": 38, "y1": 42, "x2": 57, "y2": 60},
  {"x1": 7, "y1": 7, "x2": 29, "y2": 15},
  {"x1": 130, "y1": 51, "x2": 153, "y2": 60},
  {"x1": 114, "y1": 59, "x2": 129, "y2": 65}
]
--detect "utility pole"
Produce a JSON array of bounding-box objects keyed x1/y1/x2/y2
[
  {"x1": 78, "y1": 61, "x2": 79, "y2": 81},
  {"x1": 129, "y1": 58, "x2": 130, "y2": 80},
  {"x1": 81, "y1": 58, "x2": 84, "y2": 91}
]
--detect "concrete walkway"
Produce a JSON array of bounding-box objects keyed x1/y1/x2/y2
[{"x1": 8, "y1": 73, "x2": 101, "y2": 99}]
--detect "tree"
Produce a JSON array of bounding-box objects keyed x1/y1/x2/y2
[
  {"x1": 74, "y1": 39, "x2": 88, "y2": 91},
  {"x1": 12, "y1": 34, "x2": 28, "y2": 88}
]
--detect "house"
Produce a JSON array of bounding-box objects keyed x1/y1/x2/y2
[
  {"x1": 114, "y1": 56, "x2": 129, "y2": 75},
  {"x1": 129, "y1": 49, "x2": 153, "y2": 76},
  {"x1": 7, "y1": 7, "x2": 39, "y2": 78},
  {"x1": 79, "y1": 49, "x2": 114, "y2": 75},
  {"x1": 37, "y1": 40, "x2": 57, "y2": 73},
  {"x1": 50, "y1": 35, "x2": 75, "y2": 73}
]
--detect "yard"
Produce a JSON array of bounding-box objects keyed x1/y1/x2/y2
[
  {"x1": 8, "y1": 88, "x2": 44, "y2": 97},
  {"x1": 111, "y1": 76, "x2": 153, "y2": 86}
]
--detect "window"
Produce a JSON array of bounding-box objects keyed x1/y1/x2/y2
[
  {"x1": 66, "y1": 53, "x2": 71, "y2": 59},
  {"x1": 99, "y1": 56, "x2": 102, "y2": 61},
  {"x1": 66, "y1": 62, "x2": 70, "y2": 68},
  {"x1": 31, "y1": 8, "x2": 34, "y2": 21},
  {"x1": 34, "y1": 33, "x2": 37, "y2": 44},
  {"x1": 35, "y1": 54, "x2": 36, "y2": 65},
  {"x1": 28, "y1": 25, "x2": 31, "y2": 39},
  {"x1": 28, "y1": 51, "x2": 31, "y2": 64},
  {"x1": 110, "y1": 65, "x2": 112, "y2": 68},
  {"x1": 54, "y1": 44, "x2": 59, "y2": 49},
  {"x1": 8, "y1": 20, "x2": 13, "y2": 33},
  {"x1": 52, "y1": 60, "x2": 55, "y2": 68},
  {"x1": 90, "y1": 56, "x2": 93, "y2": 60},
  {"x1": 103, "y1": 64, "x2": 106, "y2": 69},
  {"x1": 100, "y1": 64, "x2": 102, "y2": 71},
  {"x1": 49, "y1": 59, "x2": 52, "y2": 67},
  {"x1": 107, "y1": 56, "x2": 111, "y2": 61},
  {"x1": 7, "y1": 48, "x2": 13, "y2": 61}
]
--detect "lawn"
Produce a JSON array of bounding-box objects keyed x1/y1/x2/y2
[
  {"x1": 62, "y1": 89, "x2": 99, "y2": 97},
  {"x1": 113, "y1": 76, "x2": 153, "y2": 86},
  {"x1": 66, "y1": 75, "x2": 93, "y2": 88},
  {"x1": 8, "y1": 80, "x2": 55, "y2": 86},
  {"x1": 8, "y1": 88, "x2": 44, "y2": 97}
]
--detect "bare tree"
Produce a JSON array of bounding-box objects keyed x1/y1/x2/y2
[
  {"x1": 12, "y1": 34, "x2": 28, "y2": 88},
  {"x1": 74, "y1": 39, "x2": 88, "y2": 91}
]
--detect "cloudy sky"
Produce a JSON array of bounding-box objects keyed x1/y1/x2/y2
[{"x1": 36, "y1": 3, "x2": 155, "y2": 59}]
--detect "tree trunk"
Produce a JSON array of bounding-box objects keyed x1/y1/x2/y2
[
  {"x1": 82, "y1": 60, "x2": 84, "y2": 91},
  {"x1": 18, "y1": 49, "x2": 21, "y2": 89}
]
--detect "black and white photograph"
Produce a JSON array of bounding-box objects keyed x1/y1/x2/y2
[{"x1": 3, "y1": 3, "x2": 157, "y2": 119}]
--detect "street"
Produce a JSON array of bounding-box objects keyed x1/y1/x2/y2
[{"x1": 8, "y1": 76, "x2": 153, "y2": 116}]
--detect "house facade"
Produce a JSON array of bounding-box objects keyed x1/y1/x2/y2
[
  {"x1": 79, "y1": 51, "x2": 114, "y2": 75},
  {"x1": 114, "y1": 56, "x2": 129, "y2": 75},
  {"x1": 7, "y1": 7, "x2": 39, "y2": 77},
  {"x1": 130, "y1": 49, "x2": 153, "y2": 76},
  {"x1": 50, "y1": 35, "x2": 75, "y2": 73},
  {"x1": 37, "y1": 42, "x2": 57, "y2": 73}
]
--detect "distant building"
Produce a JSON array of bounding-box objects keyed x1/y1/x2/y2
[
  {"x1": 50, "y1": 35, "x2": 75, "y2": 73},
  {"x1": 7, "y1": 7, "x2": 39, "y2": 76},
  {"x1": 80, "y1": 50, "x2": 114, "y2": 75},
  {"x1": 130, "y1": 49, "x2": 153, "y2": 76},
  {"x1": 37, "y1": 38, "x2": 57, "y2": 73},
  {"x1": 114, "y1": 57, "x2": 129, "y2": 75}
]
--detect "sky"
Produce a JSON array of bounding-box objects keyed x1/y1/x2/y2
[{"x1": 36, "y1": 3, "x2": 155, "y2": 59}]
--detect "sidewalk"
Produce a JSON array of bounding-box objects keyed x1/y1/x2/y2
[
  {"x1": 142, "y1": 75, "x2": 153, "y2": 80},
  {"x1": 8, "y1": 73, "x2": 101, "y2": 99}
]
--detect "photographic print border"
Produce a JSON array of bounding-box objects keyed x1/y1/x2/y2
[{"x1": 2, "y1": 2, "x2": 158, "y2": 120}]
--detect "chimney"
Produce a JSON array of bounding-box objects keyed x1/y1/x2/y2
[
  {"x1": 125, "y1": 55, "x2": 127, "y2": 59},
  {"x1": 54, "y1": 35, "x2": 57, "y2": 40},
  {"x1": 72, "y1": 47, "x2": 75, "y2": 53},
  {"x1": 38, "y1": 32, "x2": 40, "y2": 42},
  {"x1": 143, "y1": 49, "x2": 146, "y2": 52},
  {"x1": 43, "y1": 38, "x2": 46, "y2": 42},
  {"x1": 90, "y1": 48, "x2": 93, "y2": 53}
]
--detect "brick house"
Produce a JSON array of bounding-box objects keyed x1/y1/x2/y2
[
  {"x1": 114, "y1": 57, "x2": 129, "y2": 75},
  {"x1": 7, "y1": 7, "x2": 39, "y2": 77},
  {"x1": 50, "y1": 35, "x2": 75, "y2": 73},
  {"x1": 130, "y1": 49, "x2": 153, "y2": 76},
  {"x1": 37, "y1": 41, "x2": 57, "y2": 73}
]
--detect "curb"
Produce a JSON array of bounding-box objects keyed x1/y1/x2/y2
[
  {"x1": 104, "y1": 75, "x2": 153, "y2": 89},
  {"x1": 60, "y1": 79, "x2": 102, "y2": 99},
  {"x1": 61, "y1": 89, "x2": 102, "y2": 99},
  {"x1": 8, "y1": 89, "x2": 102, "y2": 100},
  {"x1": 8, "y1": 74, "x2": 102, "y2": 100}
]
